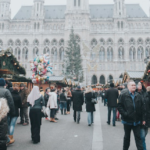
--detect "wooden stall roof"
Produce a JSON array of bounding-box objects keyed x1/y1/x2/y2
[
  {"x1": 0, "y1": 49, "x2": 26, "y2": 76},
  {"x1": 123, "y1": 71, "x2": 143, "y2": 83}
]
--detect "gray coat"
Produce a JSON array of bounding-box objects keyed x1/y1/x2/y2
[{"x1": 0, "y1": 87, "x2": 15, "y2": 116}]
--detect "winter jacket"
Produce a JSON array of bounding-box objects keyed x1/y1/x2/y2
[
  {"x1": 0, "y1": 87, "x2": 15, "y2": 116},
  {"x1": 85, "y1": 92, "x2": 96, "y2": 112},
  {"x1": 0, "y1": 98, "x2": 9, "y2": 150},
  {"x1": 105, "y1": 88, "x2": 119, "y2": 107},
  {"x1": 72, "y1": 90, "x2": 84, "y2": 111},
  {"x1": 44, "y1": 93, "x2": 49, "y2": 107},
  {"x1": 118, "y1": 90, "x2": 145, "y2": 124},
  {"x1": 29, "y1": 96, "x2": 45, "y2": 110},
  {"x1": 60, "y1": 93, "x2": 67, "y2": 102},
  {"x1": 20, "y1": 87, "x2": 29, "y2": 108},
  {"x1": 11, "y1": 90, "x2": 22, "y2": 117},
  {"x1": 138, "y1": 91, "x2": 150, "y2": 128},
  {"x1": 47, "y1": 92, "x2": 58, "y2": 109}
]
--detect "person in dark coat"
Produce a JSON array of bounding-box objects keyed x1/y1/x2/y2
[
  {"x1": 105, "y1": 83, "x2": 119, "y2": 126},
  {"x1": 72, "y1": 86, "x2": 84, "y2": 124},
  {"x1": 8, "y1": 84, "x2": 22, "y2": 144},
  {"x1": 85, "y1": 87, "x2": 96, "y2": 126},
  {"x1": 27, "y1": 86, "x2": 45, "y2": 144},
  {"x1": 60, "y1": 89, "x2": 67, "y2": 115},
  {"x1": 18, "y1": 83, "x2": 29, "y2": 126},
  {"x1": 118, "y1": 80, "x2": 145, "y2": 150},
  {"x1": 137, "y1": 82, "x2": 150, "y2": 150},
  {"x1": 0, "y1": 78, "x2": 15, "y2": 147}
]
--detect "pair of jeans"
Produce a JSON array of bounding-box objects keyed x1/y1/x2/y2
[
  {"x1": 20, "y1": 107, "x2": 29, "y2": 123},
  {"x1": 140, "y1": 127, "x2": 148, "y2": 150},
  {"x1": 123, "y1": 124, "x2": 143, "y2": 150},
  {"x1": 74, "y1": 111, "x2": 80, "y2": 123},
  {"x1": 60, "y1": 102, "x2": 67, "y2": 110},
  {"x1": 107, "y1": 107, "x2": 116, "y2": 125},
  {"x1": 8, "y1": 117, "x2": 18, "y2": 135},
  {"x1": 87, "y1": 112, "x2": 94, "y2": 125},
  {"x1": 50, "y1": 109, "x2": 56, "y2": 118}
]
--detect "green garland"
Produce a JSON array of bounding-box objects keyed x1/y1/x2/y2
[{"x1": 0, "y1": 49, "x2": 26, "y2": 75}]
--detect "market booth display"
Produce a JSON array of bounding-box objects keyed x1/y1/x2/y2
[
  {"x1": 122, "y1": 71, "x2": 143, "y2": 84},
  {"x1": 0, "y1": 49, "x2": 32, "y2": 90},
  {"x1": 142, "y1": 61, "x2": 150, "y2": 87}
]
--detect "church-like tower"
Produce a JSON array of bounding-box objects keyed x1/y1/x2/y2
[
  {"x1": 113, "y1": 0, "x2": 126, "y2": 18},
  {"x1": 32, "y1": 0, "x2": 44, "y2": 19},
  {"x1": 0, "y1": 0, "x2": 11, "y2": 20}
]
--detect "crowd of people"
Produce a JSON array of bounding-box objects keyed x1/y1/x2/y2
[
  {"x1": 0, "y1": 77, "x2": 150, "y2": 150},
  {"x1": 0, "y1": 78, "x2": 98, "y2": 150}
]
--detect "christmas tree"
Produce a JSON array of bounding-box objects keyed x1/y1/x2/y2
[{"x1": 64, "y1": 28, "x2": 84, "y2": 82}]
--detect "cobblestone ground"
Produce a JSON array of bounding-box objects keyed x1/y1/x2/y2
[{"x1": 8, "y1": 101, "x2": 150, "y2": 150}]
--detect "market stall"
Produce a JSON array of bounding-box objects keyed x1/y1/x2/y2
[
  {"x1": 0, "y1": 49, "x2": 32, "y2": 90},
  {"x1": 122, "y1": 71, "x2": 143, "y2": 84}
]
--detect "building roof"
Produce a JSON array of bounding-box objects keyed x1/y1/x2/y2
[
  {"x1": 49, "y1": 76, "x2": 66, "y2": 82},
  {"x1": 13, "y1": 4, "x2": 148, "y2": 20},
  {"x1": 126, "y1": 71, "x2": 144, "y2": 79}
]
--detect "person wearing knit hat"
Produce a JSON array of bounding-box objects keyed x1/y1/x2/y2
[{"x1": 0, "y1": 78, "x2": 6, "y2": 87}]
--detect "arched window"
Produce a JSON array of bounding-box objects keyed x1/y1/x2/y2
[
  {"x1": 43, "y1": 47, "x2": 50, "y2": 55},
  {"x1": 37, "y1": 23, "x2": 40, "y2": 30},
  {"x1": 34, "y1": 23, "x2": 36, "y2": 29},
  {"x1": 99, "y1": 75, "x2": 105, "y2": 84},
  {"x1": 22, "y1": 47, "x2": 28, "y2": 61},
  {"x1": 33, "y1": 39, "x2": 39, "y2": 46},
  {"x1": 118, "y1": 38, "x2": 124, "y2": 45},
  {"x1": 23, "y1": 39, "x2": 29, "y2": 46},
  {"x1": 52, "y1": 48, "x2": 57, "y2": 62},
  {"x1": 15, "y1": 39, "x2": 21, "y2": 46},
  {"x1": 52, "y1": 39, "x2": 57, "y2": 46},
  {"x1": 78, "y1": 0, "x2": 80, "y2": 6},
  {"x1": 8, "y1": 39, "x2": 13, "y2": 46},
  {"x1": 107, "y1": 38, "x2": 113, "y2": 45},
  {"x1": 129, "y1": 38, "x2": 135, "y2": 45},
  {"x1": 44, "y1": 39, "x2": 50, "y2": 46},
  {"x1": 92, "y1": 75, "x2": 97, "y2": 85},
  {"x1": 74, "y1": 0, "x2": 76, "y2": 6},
  {"x1": 145, "y1": 38, "x2": 150, "y2": 45},
  {"x1": 59, "y1": 39, "x2": 64, "y2": 46},
  {"x1": 59, "y1": 47, "x2": 64, "y2": 61},
  {"x1": 129, "y1": 46, "x2": 136, "y2": 61},
  {"x1": 100, "y1": 38, "x2": 105, "y2": 45},
  {"x1": 99, "y1": 47, "x2": 105, "y2": 61},
  {"x1": 107, "y1": 47, "x2": 113, "y2": 61},
  {"x1": 137, "y1": 46, "x2": 144, "y2": 60},
  {"x1": 0, "y1": 39, "x2": 3, "y2": 46},
  {"x1": 145, "y1": 46, "x2": 150, "y2": 57},
  {"x1": 91, "y1": 51, "x2": 95, "y2": 61},
  {"x1": 108, "y1": 75, "x2": 113, "y2": 83},
  {"x1": 118, "y1": 47, "x2": 124, "y2": 60},
  {"x1": 33, "y1": 47, "x2": 39, "y2": 58},
  {"x1": 118, "y1": 21, "x2": 120, "y2": 29},
  {"x1": 137, "y1": 38, "x2": 143, "y2": 45},
  {"x1": 91, "y1": 38, "x2": 97, "y2": 47},
  {"x1": 15, "y1": 48, "x2": 21, "y2": 60}
]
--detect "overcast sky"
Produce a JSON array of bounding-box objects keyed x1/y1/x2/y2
[{"x1": 11, "y1": 0, "x2": 150, "y2": 18}]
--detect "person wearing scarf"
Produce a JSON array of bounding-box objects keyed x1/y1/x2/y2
[{"x1": 27, "y1": 86, "x2": 45, "y2": 144}]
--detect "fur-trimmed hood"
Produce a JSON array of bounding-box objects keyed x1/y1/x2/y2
[{"x1": 0, "y1": 98, "x2": 9, "y2": 122}]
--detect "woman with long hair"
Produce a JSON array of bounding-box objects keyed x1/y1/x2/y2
[
  {"x1": 27, "y1": 86, "x2": 45, "y2": 144},
  {"x1": 85, "y1": 87, "x2": 96, "y2": 126}
]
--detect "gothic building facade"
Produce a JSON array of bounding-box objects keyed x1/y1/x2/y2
[{"x1": 0, "y1": 0, "x2": 149, "y2": 85}]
